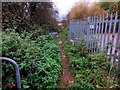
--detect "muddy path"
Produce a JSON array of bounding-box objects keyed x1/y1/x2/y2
[{"x1": 58, "y1": 41, "x2": 76, "y2": 88}]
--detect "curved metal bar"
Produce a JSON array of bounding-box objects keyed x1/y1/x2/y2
[{"x1": 0, "y1": 57, "x2": 21, "y2": 90}]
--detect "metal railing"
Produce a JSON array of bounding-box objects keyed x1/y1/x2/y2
[
  {"x1": 69, "y1": 12, "x2": 120, "y2": 54},
  {"x1": 0, "y1": 57, "x2": 21, "y2": 90},
  {"x1": 68, "y1": 12, "x2": 120, "y2": 76}
]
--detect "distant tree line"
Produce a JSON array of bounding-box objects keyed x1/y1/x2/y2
[{"x1": 67, "y1": 2, "x2": 120, "y2": 20}]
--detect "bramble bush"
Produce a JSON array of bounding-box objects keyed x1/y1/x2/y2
[{"x1": 2, "y1": 29, "x2": 61, "y2": 89}]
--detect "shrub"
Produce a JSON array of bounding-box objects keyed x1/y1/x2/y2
[{"x1": 2, "y1": 30, "x2": 61, "y2": 89}]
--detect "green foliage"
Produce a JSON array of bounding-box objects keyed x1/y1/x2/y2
[
  {"x1": 2, "y1": 30, "x2": 61, "y2": 89},
  {"x1": 67, "y1": 46, "x2": 117, "y2": 88},
  {"x1": 99, "y1": 2, "x2": 120, "y2": 16},
  {"x1": 2, "y1": 2, "x2": 59, "y2": 33},
  {"x1": 74, "y1": 40, "x2": 88, "y2": 57},
  {"x1": 60, "y1": 28, "x2": 119, "y2": 89},
  {"x1": 69, "y1": 81, "x2": 94, "y2": 90}
]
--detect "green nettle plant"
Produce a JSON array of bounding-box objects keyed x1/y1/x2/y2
[{"x1": 2, "y1": 30, "x2": 62, "y2": 89}]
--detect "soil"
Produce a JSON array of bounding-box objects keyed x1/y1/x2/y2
[{"x1": 58, "y1": 41, "x2": 76, "y2": 88}]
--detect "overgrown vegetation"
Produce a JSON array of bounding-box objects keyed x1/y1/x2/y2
[
  {"x1": 2, "y1": 2, "x2": 59, "y2": 33},
  {"x1": 1, "y1": 29, "x2": 61, "y2": 89},
  {"x1": 1, "y1": 2, "x2": 63, "y2": 89},
  {"x1": 59, "y1": 28, "x2": 120, "y2": 89},
  {"x1": 1, "y1": 1, "x2": 120, "y2": 90}
]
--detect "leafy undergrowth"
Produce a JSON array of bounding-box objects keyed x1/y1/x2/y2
[
  {"x1": 2, "y1": 29, "x2": 62, "y2": 89},
  {"x1": 59, "y1": 28, "x2": 120, "y2": 89}
]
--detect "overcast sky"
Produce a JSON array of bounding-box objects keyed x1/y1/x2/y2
[
  {"x1": 52, "y1": 0, "x2": 100, "y2": 20},
  {"x1": 52, "y1": 0, "x2": 81, "y2": 18}
]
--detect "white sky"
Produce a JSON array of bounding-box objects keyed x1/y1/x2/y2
[
  {"x1": 52, "y1": 0, "x2": 100, "y2": 20},
  {"x1": 52, "y1": 0, "x2": 80, "y2": 18}
]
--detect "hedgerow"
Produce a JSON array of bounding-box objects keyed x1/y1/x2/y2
[{"x1": 2, "y1": 29, "x2": 61, "y2": 89}]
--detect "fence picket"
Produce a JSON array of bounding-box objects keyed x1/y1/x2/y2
[
  {"x1": 91, "y1": 16, "x2": 94, "y2": 53},
  {"x1": 68, "y1": 12, "x2": 120, "y2": 76},
  {"x1": 86, "y1": 17, "x2": 91, "y2": 50},
  {"x1": 98, "y1": 15, "x2": 102, "y2": 52},
  {"x1": 116, "y1": 22, "x2": 120, "y2": 76},
  {"x1": 103, "y1": 13, "x2": 108, "y2": 51},
  {"x1": 89, "y1": 17, "x2": 92, "y2": 52},
  {"x1": 113, "y1": 12, "x2": 118, "y2": 34},
  {"x1": 107, "y1": 13, "x2": 113, "y2": 53},
  {"x1": 68, "y1": 13, "x2": 119, "y2": 53},
  {"x1": 100, "y1": 15, "x2": 105, "y2": 50},
  {"x1": 95, "y1": 16, "x2": 99, "y2": 53},
  {"x1": 93, "y1": 16, "x2": 96, "y2": 53}
]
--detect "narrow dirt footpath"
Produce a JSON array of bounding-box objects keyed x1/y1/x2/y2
[{"x1": 58, "y1": 41, "x2": 76, "y2": 88}]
